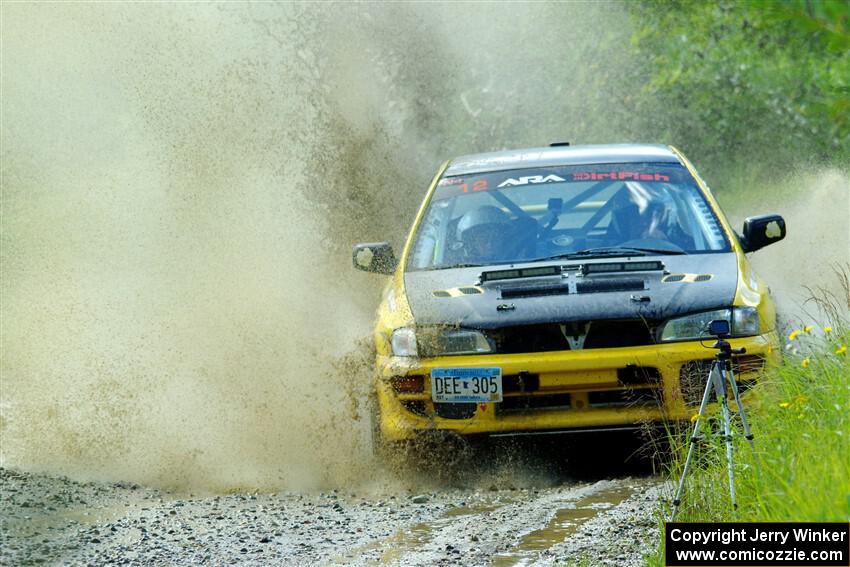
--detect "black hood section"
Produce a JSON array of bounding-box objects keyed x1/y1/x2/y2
[{"x1": 404, "y1": 254, "x2": 738, "y2": 329}]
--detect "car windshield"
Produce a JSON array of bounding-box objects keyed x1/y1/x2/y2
[{"x1": 407, "y1": 163, "x2": 730, "y2": 271}]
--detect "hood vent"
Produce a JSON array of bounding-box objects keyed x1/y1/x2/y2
[
  {"x1": 501, "y1": 283, "x2": 571, "y2": 299},
  {"x1": 576, "y1": 278, "x2": 644, "y2": 294},
  {"x1": 432, "y1": 286, "x2": 484, "y2": 298},
  {"x1": 662, "y1": 273, "x2": 713, "y2": 283},
  {"x1": 480, "y1": 265, "x2": 562, "y2": 283}
]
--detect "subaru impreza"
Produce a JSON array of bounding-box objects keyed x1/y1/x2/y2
[{"x1": 353, "y1": 144, "x2": 785, "y2": 447}]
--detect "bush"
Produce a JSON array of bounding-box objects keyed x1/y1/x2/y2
[{"x1": 628, "y1": 0, "x2": 850, "y2": 187}]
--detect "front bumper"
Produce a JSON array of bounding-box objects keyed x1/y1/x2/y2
[{"x1": 375, "y1": 334, "x2": 779, "y2": 442}]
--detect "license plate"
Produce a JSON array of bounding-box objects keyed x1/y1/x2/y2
[{"x1": 430, "y1": 367, "x2": 502, "y2": 403}]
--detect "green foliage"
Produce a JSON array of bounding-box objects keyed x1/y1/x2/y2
[
  {"x1": 646, "y1": 327, "x2": 850, "y2": 565},
  {"x1": 628, "y1": 0, "x2": 850, "y2": 185}
]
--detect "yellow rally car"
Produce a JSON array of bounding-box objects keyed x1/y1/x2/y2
[{"x1": 352, "y1": 144, "x2": 786, "y2": 446}]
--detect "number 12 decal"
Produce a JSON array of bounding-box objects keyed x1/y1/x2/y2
[{"x1": 460, "y1": 180, "x2": 488, "y2": 193}]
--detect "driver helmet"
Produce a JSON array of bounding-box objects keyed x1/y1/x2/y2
[
  {"x1": 456, "y1": 205, "x2": 511, "y2": 261},
  {"x1": 608, "y1": 183, "x2": 677, "y2": 242}
]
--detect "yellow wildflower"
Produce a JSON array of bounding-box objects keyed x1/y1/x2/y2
[
  {"x1": 836, "y1": 345, "x2": 847, "y2": 355},
  {"x1": 803, "y1": 325, "x2": 813, "y2": 334},
  {"x1": 824, "y1": 326, "x2": 833, "y2": 333},
  {"x1": 690, "y1": 414, "x2": 699, "y2": 423},
  {"x1": 788, "y1": 330, "x2": 801, "y2": 341},
  {"x1": 778, "y1": 402, "x2": 791, "y2": 409},
  {"x1": 801, "y1": 357, "x2": 810, "y2": 368}
]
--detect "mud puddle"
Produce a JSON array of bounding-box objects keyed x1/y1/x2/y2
[
  {"x1": 333, "y1": 500, "x2": 510, "y2": 565},
  {"x1": 332, "y1": 478, "x2": 662, "y2": 567},
  {"x1": 490, "y1": 483, "x2": 639, "y2": 566}
]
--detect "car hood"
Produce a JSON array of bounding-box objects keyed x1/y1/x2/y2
[{"x1": 403, "y1": 254, "x2": 738, "y2": 328}]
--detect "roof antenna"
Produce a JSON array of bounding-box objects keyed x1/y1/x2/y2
[{"x1": 549, "y1": 142, "x2": 570, "y2": 147}]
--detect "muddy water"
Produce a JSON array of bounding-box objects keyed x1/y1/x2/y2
[
  {"x1": 317, "y1": 477, "x2": 661, "y2": 567},
  {"x1": 4, "y1": 0, "x2": 840, "y2": 503},
  {"x1": 340, "y1": 500, "x2": 509, "y2": 565},
  {"x1": 490, "y1": 484, "x2": 637, "y2": 566},
  {"x1": 1, "y1": 1, "x2": 650, "y2": 493},
  {"x1": 726, "y1": 169, "x2": 850, "y2": 327}
]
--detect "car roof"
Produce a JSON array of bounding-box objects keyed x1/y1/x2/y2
[{"x1": 445, "y1": 143, "x2": 682, "y2": 177}]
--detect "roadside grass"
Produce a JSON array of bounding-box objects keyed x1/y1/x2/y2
[{"x1": 644, "y1": 325, "x2": 850, "y2": 566}]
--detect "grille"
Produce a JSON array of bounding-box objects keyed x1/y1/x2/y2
[
  {"x1": 679, "y1": 356, "x2": 765, "y2": 406},
  {"x1": 576, "y1": 278, "x2": 644, "y2": 294},
  {"x1": 588, "y1": 388, "x2": 659, "y2": 408},
  {"x1": 503, "y1": 373, "x2": 540, "y2": 392},
  {"x1": 434, "y1": 402, "x2": 476, "y2": 419},
  {"x1": 499, "y1": 393, "x2": 571, "y2": 414},
  {"x1": 501, "y1": 284, "x2": 570, "y2": 299},
  {"x1": 679, "y1": 361, "x2": 710, "y2": 406},
  {"x1": 618, "y1": 366, "x2": 661, "y2": 385},
  {"x1": 733, "y1": 354, "x2": 767, "y2": 374},
  {"x1": 490, "y1": 324, "x2": 570, "y2": 353},
  {"x1": 489, "y1": 319, "x2": 658, "y2": 353},
  {"x1": 401, "y1": 401, "x2": 428, "y2": 417}
]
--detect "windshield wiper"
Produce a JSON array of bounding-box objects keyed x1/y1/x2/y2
[
  {"x1": 571, "y1": 247, "x2": 649, "y2": 257},
  {"x1": 530, "y1": 246, "x2": 685, "y2": 262},
  {"x1": 614, "y1": 246, "x2": 687, "y2": 255},
  {"x1": 529, "y1": 247, "x2": 646, "y2": 262},
  {"x1": 434, "y1": 246, "x2": 685, "y2": 269},
  {"x1": 432, "y1": 262, "x2": 485, "y2": 270}
]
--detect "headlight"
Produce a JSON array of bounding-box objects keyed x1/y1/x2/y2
[
  {"x1": 425, "y1": 328, "x2": 493, "y2": 356},
  {"x1": 731, "y1": 306, "x2": 760, "y2": 336},
  {"x1": 391, "y1": 327, "x2": 493, "y2": 357},
  {"x1": 659, "y1": 307, "x2": 760, "y2": 342},
  {"x1": 390, "y1": 327, "x2": 418, "y2": 357}
]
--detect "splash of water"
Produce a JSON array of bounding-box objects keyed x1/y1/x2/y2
[
  {"x1": 4, "y1": 3, "x2": 841, "y2": 493},
  {"x1": 725, "y1": 168, "x2": 850, "y2": 327},
  {"x1": 0, "y1": 3, "x2": 642, "y2": 492}
]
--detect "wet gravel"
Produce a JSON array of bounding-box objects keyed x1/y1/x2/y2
[
  {"x1": 0, "y1": 467, "x2": 663, "y2": 566},
  {"x1": 536, "y1": 483, "x2": 665, "y2": 566}
]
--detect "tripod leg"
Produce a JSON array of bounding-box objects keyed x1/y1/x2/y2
[
  {"x1": 727, "y1": 364, "x2": 756, "y2": 453},
  {"x1": 715, "y1": 364, "x2": 737, "y2": 510},
  {"x1": 671, "y1": 365, "x2": 715, "y2": 521}
]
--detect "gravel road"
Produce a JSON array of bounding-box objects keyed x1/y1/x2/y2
[{"x1": 1, "y1": 464, "x2": 663, "y2": 566}]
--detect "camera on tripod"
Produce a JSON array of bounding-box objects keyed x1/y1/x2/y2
[
  {"x1": 671, "y1": 318, "x2": 756, "y2": 520},
  {"x1": 707, "y1": 319, "x2": 746, "y2": 359}
]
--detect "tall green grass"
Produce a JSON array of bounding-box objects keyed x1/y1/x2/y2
[{"x1": 645, "y1": 325, "x2": 850, "y2": 566}]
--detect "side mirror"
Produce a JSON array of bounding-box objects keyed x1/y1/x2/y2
[
  {"x1": 352, "y1": 242, "x2": 397, "y2": 274},
  {"x1": 740, "y1": 214, "x2": 786, "y2": 253}
]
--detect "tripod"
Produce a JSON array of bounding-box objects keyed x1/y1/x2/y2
[{"x1": 671, "y1": 331, "x2": 756, "y2": 521}]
